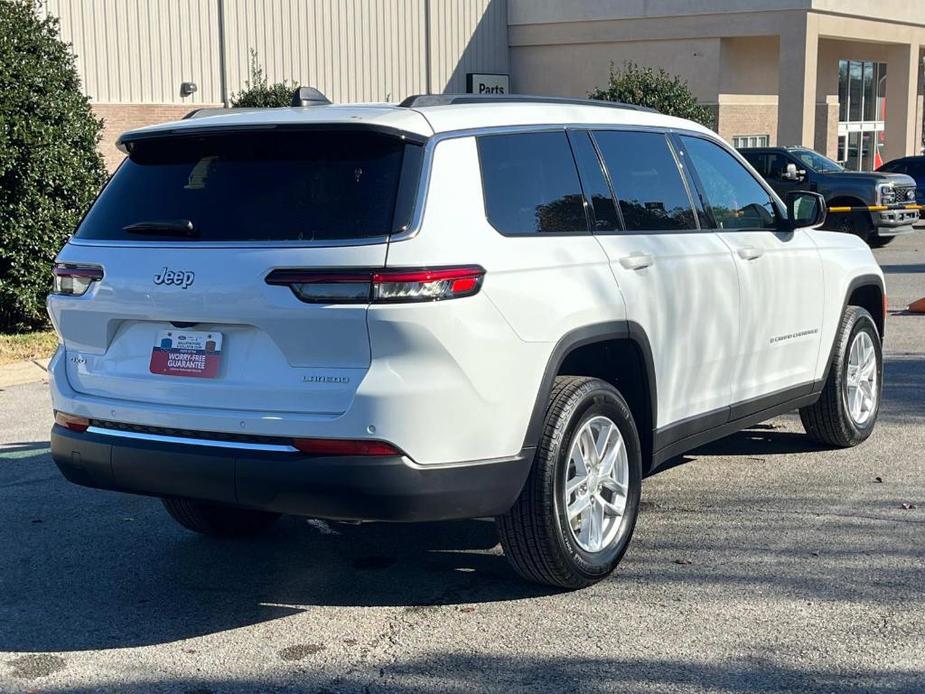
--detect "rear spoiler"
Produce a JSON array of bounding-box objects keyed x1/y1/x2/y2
[{"x1": 116, "y1": 122, "x2": 429, "y2": 154}]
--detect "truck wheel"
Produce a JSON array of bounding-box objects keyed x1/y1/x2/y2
[
  {"x1": 826, "y1": 210, "x2": 872, "y2": 244},
  {"x1": 161, "y1": 497, "x2": 280, "y2": 537},
  {"x1": 869, "y1": 234, "x2": 895, "y2": 248},
  {"x1": 497, "y1": 376, "x2": 642, "y2": 589},
  {"x1": 800, "y1": 306, "x2": 882, "y2": 447}
]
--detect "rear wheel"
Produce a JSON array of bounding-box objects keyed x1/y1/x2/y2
[
  {"x1": 161, "y1": 497, "x2": 280, "y2": 537},
  {"x1": 497, "y1": 376, "x2": 642, "y2": 590},
  {"x1": 800, "y1": 306, "x2": 882, "y2": 447}
]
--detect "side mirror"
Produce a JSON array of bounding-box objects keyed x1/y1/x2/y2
[
  {"x1": 781, "y1": 163, "x2": 806, "y2": 182},
  {"x1": 785, "y1": 191, "x2": 826, "y2": 229}
]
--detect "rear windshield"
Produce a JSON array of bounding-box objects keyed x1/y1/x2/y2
[{"x1": 76, "y1": 129, "x2": 422, "y2": 242}]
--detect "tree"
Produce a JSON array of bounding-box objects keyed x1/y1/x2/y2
[
  {"x1": 0, "y1": 0, "x2": 107, "y2": 332},
  {"x1": 588, "y1": 61, "x2": 715, "y2": 129},
  {"x1": 230, "y1": 50, "x2": 292, "y2": 108}
]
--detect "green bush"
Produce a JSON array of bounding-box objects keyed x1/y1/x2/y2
[
  {"x1": 230, "y1": 50, "x2": 292, "y2": 108},
  {"x1": 589, "y1": 61, "x2": 715, "y2": 129},
  {"x1": 0, "y1": 0, "x2": 107, "y2": 332}
]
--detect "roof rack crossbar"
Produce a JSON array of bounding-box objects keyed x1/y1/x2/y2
[{"x1": 398, "y1": 94, "x2": 657, "y2": 113}]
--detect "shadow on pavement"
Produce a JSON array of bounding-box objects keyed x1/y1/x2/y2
[
  {"x1": 26, "y1": 654, "x2": 925, "y2": 693},
  {"x1": 0, "y1": 448, "x2": 552, "y2": 652},
  {"x1": 880, "y1": 263, "x2": 925, "y2": 274}
]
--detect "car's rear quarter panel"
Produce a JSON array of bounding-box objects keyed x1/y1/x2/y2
[{"x1": 381, "y1": 135, "x2": 627, "y2": 462}]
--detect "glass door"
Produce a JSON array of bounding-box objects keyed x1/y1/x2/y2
[{"x1": 837, "y1": 59, "x2": 887, "y2": 171}]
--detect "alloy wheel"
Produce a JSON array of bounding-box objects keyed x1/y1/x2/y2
[
  {"x1": 845, "y1": 331, "x2": 878, "y2": 425},
  {"x1": 563, "y1": 416, "x2": 629, "y2": 553}
]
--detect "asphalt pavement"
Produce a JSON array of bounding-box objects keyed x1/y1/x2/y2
[{"x1": 1, "y1": 234, "x2": 923, "y2": 694}]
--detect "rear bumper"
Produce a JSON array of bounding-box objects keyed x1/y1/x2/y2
[{"x1": 50, "y1": 425, "x2": 533, "y2": 522}]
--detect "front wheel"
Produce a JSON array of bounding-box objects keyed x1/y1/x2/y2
[
  {"x1": 825, "y1": 210, "x2": 873, "y2": 244},
  {"x1": 799, "y1": 306, "x2": 882, "y2": 447},
  {"x1": 497, "y1": 376, "x2": 642, "y2": 589}
]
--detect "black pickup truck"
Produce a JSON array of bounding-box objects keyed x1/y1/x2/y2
[{"x1": 740, "y1": 146, "x2": 919, "y2": 246}]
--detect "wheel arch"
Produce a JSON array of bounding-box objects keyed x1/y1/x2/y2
[
  {"x1": 818, "y1": 273, "x2": 885, "y2": 387},
  {"x1": 522, "y1": 322, "x2": 657, "y2": 473}
]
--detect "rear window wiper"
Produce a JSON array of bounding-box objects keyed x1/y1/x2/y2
[{"x1": 123, "y1": 219, "x2": 198, "y2": 237}]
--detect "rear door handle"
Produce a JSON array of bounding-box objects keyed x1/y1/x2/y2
[
  {"x1": 737, "y1": 247, "x2": 764, "y2": 261},
  {"x1": 619, "y1": 253, "x2": 654, "y2": 270}
]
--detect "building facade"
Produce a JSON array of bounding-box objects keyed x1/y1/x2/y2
[
  {"x1": 45, "y1": 0, "x2": 509, "y2": 170},
  {"x1": 46, "y1": 1, "x2": 924, "y2": 172},
  {"x1": 509, "y1": 0, "x2": 925, "y2": 169}
]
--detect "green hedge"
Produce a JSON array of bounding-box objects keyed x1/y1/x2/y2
[
  {"x1": 230, "y1": 50, "x2": 292, "y2": 108},
  {"x1": 589, "y1": 61, "x2": 715, "y2": 129},
  {"x1": 0, "y1": 0, "x2": 107, "y2": 332}
]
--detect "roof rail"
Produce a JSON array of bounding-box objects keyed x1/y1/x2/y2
[
  {"x1": 398, "y1": 93, "x2": 658, "y2": 113},
  {"x1": 183, "y1": 107, "x2": 269, "y2": 119}
]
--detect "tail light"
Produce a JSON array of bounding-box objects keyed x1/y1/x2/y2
[
  {"x1": 291, "y1": 438, "x2": 403, "y2": 456},
  {"x1": 55, "y1": 412, "x2": 90, "y2": 432},
  {"x1": 53, "y1": 264, "x2": 103, "y2": 296},
  {"x1": 266, "y1": 266, "x2": 485, "y2": 304}
]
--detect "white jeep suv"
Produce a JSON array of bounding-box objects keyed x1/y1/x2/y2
[{"x1": 48, "y1": 93, "x2": 885, "y2": 589}]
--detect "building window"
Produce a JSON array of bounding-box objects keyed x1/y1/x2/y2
[
  {"x1": 837, "y1": 59, "x2": 887, "y2": 171},
  {"x1": 732, "y1": 135, "x2": 770, "y2": 149}
]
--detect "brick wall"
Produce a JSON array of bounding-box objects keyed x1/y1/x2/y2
[
  {"x1": 714, "y1": 100, "x2": 778, "y2": 147},
  {"x1": 92, "y1": 104, "x2": 221, "y2": 172},
  {"x1": 814, "y1": 99, "x2": 839, "y2": 159}
]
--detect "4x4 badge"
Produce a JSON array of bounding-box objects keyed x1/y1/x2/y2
[{"x1": 153, "y1": 266, "x2": 195, "y2": 289}]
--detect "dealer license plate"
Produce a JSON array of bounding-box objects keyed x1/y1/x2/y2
[{"x1": 149, "y1": 330, "x2": 223, "y2": 379}]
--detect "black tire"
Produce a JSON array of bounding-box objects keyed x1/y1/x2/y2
[
  {"x1": 496, "y1": 376, "x2": 642, "y2": 590},
  {"x1": 869, "y1": 234, "x2": 895, "y2": 248},
  {"x1": 825, "y1": 209, "x2": 873, "y2": 244},
  {"x1": 799, "y1": 306, "x2": 882, "y2": 447},
  {"x1": 161, "y1": 497, "x2": 280, "y2": 537}
]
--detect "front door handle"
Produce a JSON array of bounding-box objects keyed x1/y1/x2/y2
[
  {"x1": 737, "y1": 247, "x2": 764, "y2": 261},
  {"x1": 619, "y1": 253, "x2": 654, "y2": 270}
]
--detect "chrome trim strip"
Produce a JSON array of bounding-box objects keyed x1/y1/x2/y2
[
  {"x1": 85, "y1": 426, "x2": 298, "y2": 452},
  {"x1": 68, "y1": 236, "x2": 390, "y2": 249}
]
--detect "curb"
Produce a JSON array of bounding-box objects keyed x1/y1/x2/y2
[{"x1": 0, "y1": 358, "x2": 50, "y2": 389}]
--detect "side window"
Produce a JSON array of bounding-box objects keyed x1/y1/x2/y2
[
  {"x1": 680, "y1": 136, "x2": 778, "y2": 231},
  {"x1": 765, "y1": 153, "x2": 791, "y2": 181},
  {"x1": 477, "y1": 132, "x2": 588, "y2": 235},
  {"x1": 567, "y1": 130, "x2": 621, "y2": 232},
  {"x1": 742, "y1": 152, "x2": 768, "y2": 177},
  {"x1": 593, "y1": 130, "x2": 697, "y2": 231}
]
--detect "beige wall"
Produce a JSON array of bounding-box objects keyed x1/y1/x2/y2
[
  {"x1": 511, "y1": 38, "x2": 721, "y2": 101},
  {"x1": 509, "y1": 4, "x2": 925, "y2": 158},
  {"x1": 511, "y1": 1, "x2": 925, "y2": 27},
  {"x1": 46, "y1": 0, "x2": 510, "y2": 172},
  {"x1": 719, "y1": 36, "x2": 778, "y2": 95},
  {"x1": 46, "y1": 0, "x2": 224, "y2": 105},
  {"x1": 46, "y1": 0, "x2": 509, "y2": 105}
]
